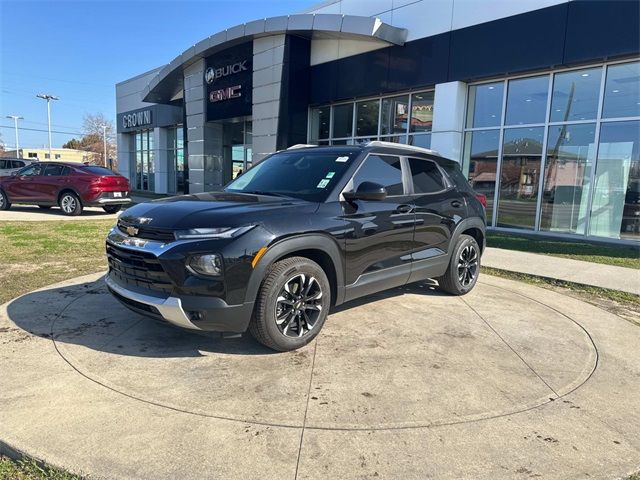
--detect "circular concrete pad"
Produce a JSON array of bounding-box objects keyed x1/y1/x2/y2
[
  {"x1": 3, "y1": 273, "x2": 640, "y2": 480},
  {"x1": 42, "y1": 278, "x2": 595, "y2": 430}
]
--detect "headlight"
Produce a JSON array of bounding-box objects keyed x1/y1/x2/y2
[
  {"x1": 174, "y1": 225, "x2": 254, "y2": 240},
  {"x1": 189, "y1": 254, "x2": 223, "y2": 276}
]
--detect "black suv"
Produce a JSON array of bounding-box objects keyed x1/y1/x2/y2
[{"x1": 106, "y1": 142, "x2": 486, "y2": 351}]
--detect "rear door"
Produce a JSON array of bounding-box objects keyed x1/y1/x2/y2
[
  {"x1": 341, "y1": 154, "x2": 416, "y2": 300},
  {"x1": 41, "y1": 164, "x2": 67, "y2": 202},
  {"x1": 407, "y1": 157, "x2": 466, "y2": 282}
]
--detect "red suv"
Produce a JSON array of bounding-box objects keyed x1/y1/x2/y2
[{"x1": 0, "y1": 162, "x2": 131, "y2": 216}]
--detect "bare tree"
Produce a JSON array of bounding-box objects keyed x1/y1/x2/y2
[
  {"x1": 81, "y1": 113, "x2": 117, "y2": 168},
  {"x1": 0, "y1": 131, "x2": 5, "y2": 155}
]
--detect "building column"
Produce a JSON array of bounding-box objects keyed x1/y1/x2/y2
[
  {"x1": 252, "y1": 35, "x2": 286, "y2": 163},
  {"x1": 184, "y1": 59, "x2": 224, "y2": 193},
  {"x1": 431, "y1": 81, "x2": 468, "y2": 163},
  {"x1": 153, "y1": 128, "x2": 169, "y2": 194},
  {"x1": 116, "y1": 133, "x2": 133, "y2": 183}
]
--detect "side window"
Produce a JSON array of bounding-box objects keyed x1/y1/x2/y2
[
  {"x1": 44, "y1": 164, "x2": 65, "y2": 176},
  {"x1": 13, "y1": 161, "x2": 25, "y2": 168},
  {"x1": 352, "y1": 155, "x2": 404, "y2": 196},
  {"x1": 0, "y1": 160, "x2": 6, "y2": 169},
  {"x1": 19, "y1": 164, "x2": 42, "y2": 176},
  {"x1": 409, "y1": 158, "x2": 446, "y2": 194}
]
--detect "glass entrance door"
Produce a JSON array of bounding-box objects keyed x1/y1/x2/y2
[{"x1": 223, "y1": 120, "x2": 252, "y2": 182}]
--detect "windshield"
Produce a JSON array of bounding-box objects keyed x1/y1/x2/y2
[{"x1": 225, "y1": 149, "x2": 359, "y2": 202}]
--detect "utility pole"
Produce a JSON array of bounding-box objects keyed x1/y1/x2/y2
[
  {"x1": 101, "y1": 124, "x2": 108, "y2": 167},
  {"x1": 36, "y1": 93, "x2": 59, "y2": 160},
  {"x1": 6, "y1": 115, "x2": 23, "y2": 157}
]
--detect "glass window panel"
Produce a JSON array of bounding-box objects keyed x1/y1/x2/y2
[
  {"x1": 540, "y1": 123, "x2": 596, "y2": 234},
  {"x1": 589, "y1": 120, "x2": 640, "y2": 240},
  {"x1": 550, "y1": 67, "x2": 602, "y2": 122},
  {"x1": 353, "y1": 155, "x2": 404, "y2": 196},
  {"x1": 310, "y1": 106, "x2": 330, "y2": 140},
  {"x1": 408, "y1": 158, "x2": 446, "y2": 194},
  {"x1": 332, "y1": 103, "x2": 353, "y2": 138},
  {"x1": 603, "y1": 61, "x2": 640, "y2": 119},
  {"x1": 381, "y1": 95, "x2": 409, "y2": 135},
  {"x1": 356, "y1": 100, "x2": 380, "y2": 137},
  {"x1": 466, "y1": 82, "x2": 504, "y2": 128},
  {"x1": 379, "y1": 135, "x2": 407, "y2": 144},
  {"x1": 408, "y1": 133, "x2": 432, "y2": 149},
  {"x1": 505, "y1": 75, "x2": 549, "y2": 125},
  {"x1": 497, "y1": 127, "x2": 544, "y2": 229},
  {"x1": 463, "y1": 130, "x2": 500, "y2": 222},
  {"x1": 410, "y1": 91, "x2": 434, "y2": 133}
]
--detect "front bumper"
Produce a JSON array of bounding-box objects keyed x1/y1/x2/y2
[{"x1": 106, "y1": 274, "x2": 255, "y2": 332}]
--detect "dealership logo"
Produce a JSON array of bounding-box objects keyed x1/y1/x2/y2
[
  {"x1": 122, "y1": 110, "x2": 152, "y2": 129},
  {"x1": 205, "y1": 60, "x2": 248, "y2": 84},
  {"x1": 209, "y1": 85, "x2": 242, "y2": 103}
]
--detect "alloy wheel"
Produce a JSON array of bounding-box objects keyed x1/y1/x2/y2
[
  {"x1": 274, "y1": 273, "x2": 323, "y2": 338},
  {"x1": 457, "y1": 244, "x2": 478, "y2": 287},
  {"x1": 61, "y1": 195, "x2": 76, "y2": 214},
  {"x1": 0, "y1": 192, "x2": 5, "y2": 209}
]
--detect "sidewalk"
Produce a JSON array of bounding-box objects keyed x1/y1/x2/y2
[{"x1": 483, "y1": 247, "x2": 640, "y2": 296}]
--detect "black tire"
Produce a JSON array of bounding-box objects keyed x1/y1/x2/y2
[
  {"x1": 249, "y1": 256, "x2": 331, "y2": 352},
  {"x1": 0, "y1": 189, "x2": 10, "y2": 211},
  {"x1": 38, "y1": 205, "x2": 52, "y2": 210},
  {"x1": 437, "y1": 234, "x2": 481, "y2": 295},
  {"x1": 58, "y1": 192, "x2": 83, "y2": 216},
  {"x1": 103, "y1": 205, "x2": 122, "y2": 214}
]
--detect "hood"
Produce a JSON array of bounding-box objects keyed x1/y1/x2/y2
[{"x1": 119, "y1": 192, "x2": 316, "y2": 230}]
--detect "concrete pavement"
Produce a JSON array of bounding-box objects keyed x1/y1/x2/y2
[
  {"x1": 1, "y1": 272, "x2": 639, "y2": 479},
  {"x1": 0, "y1": 204, "x2": 121, "y2": 221},
  {"x1": 483, "y1": 247, "x2": 640, "y2": 295}
]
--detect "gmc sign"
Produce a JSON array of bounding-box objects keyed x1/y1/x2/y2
[{"x1": 205, "y1": 42, "x2": 252, "y2": 122}]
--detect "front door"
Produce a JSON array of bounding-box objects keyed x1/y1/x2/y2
[
  {"x1": 341, "y1": 154, "x2": 415, "y2": 301},
  {"x1": 4, "y1": 163, "x2": 43, "y2": 200}
]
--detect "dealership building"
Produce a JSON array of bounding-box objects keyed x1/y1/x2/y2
[{"x1": 115, "y1": 0, "x2": 639, "y2": 243}]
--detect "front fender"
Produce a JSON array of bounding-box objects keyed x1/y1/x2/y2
[{"x1": 244, "y1": 233, "x2": 346, "y2": 306}]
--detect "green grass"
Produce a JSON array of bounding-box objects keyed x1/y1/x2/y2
[
  {"x1": 487, "y1": 232, "x2": 640, "y2": 269},
  {"x1": 0, "y1": 456, "x2": 82, "y2": 480},
  {"x1": 0, "y1": 220, "x2": 114, "y2": 305}
]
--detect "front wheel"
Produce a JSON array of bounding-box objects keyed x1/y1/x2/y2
[
  {"x1": 437, "y1": 234, "x2": 481, "y2": 295},
  {"x1": 59, "y1": 192, "x2": 83, "y2": 216},
  {"x1": 103, "y1": 205, "x2": 122, "y2": 214},
  {"x1": 249, "y1": 256, "x2": 331, "y2": 352},
  {"x1": 0, "y1": 190, "x2": 10, "y2": 210}
]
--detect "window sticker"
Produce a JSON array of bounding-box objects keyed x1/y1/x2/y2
[
  {"x1": 325, "y1": 171, "x2": 335, "y2": 179},
  {"x1": 316, "y1": 178, "x2": 331, "y2": 189},
  {"x1": 335, "y1": 156, "x2": 349, "y2": 162}
]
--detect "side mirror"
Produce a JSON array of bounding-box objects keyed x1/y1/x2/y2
[{"x1": 343, "y1": 181, "x2": 387, "y2": 202}]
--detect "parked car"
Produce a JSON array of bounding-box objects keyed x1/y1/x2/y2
[
  {"x1": 0, "y1": 162, "x2": 131, "y2": 215},
  {"x1": 105, "y1": 142, "x2": 486, "y2": 351},
  {"x1": 0, "y1": 158, "x2": 33, "y2": 176}
]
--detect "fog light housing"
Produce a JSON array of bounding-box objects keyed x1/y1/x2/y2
[{"x1": 188, "y1": 254, "x2": 223, "y2": 276}]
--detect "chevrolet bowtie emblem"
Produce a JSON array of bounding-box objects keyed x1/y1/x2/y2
[{"x1": 126, "y1": 226, "x2": 139, "y2": 236}]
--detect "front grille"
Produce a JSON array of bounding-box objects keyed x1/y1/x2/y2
[
  {"x1": 117, "y1": 220, "x2": 175, "y2": 242},
  {"x1": 106, "y1": 243, "x2": 173, "y2": 294}
]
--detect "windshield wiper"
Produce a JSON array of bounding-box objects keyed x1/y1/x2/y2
[{"x1": 241, "y1": 190, "x2": 293, "y2": 198}]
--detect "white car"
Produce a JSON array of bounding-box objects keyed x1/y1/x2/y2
[{"x1": 0, "y1": 158, "x2": 34, "y2": 176}]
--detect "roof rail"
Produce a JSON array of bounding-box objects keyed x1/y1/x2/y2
[
  {"x1": 365, "y1": 140, "x2": 440, "y2": 156},
  {"x1": 286, "y1": 144, "x2": 318, "y2": 150}
]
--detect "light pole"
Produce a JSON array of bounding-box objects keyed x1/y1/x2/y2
[
  {"x1": 36, "y1": 93, "x2": 59, "y2": 160},
  {"x1": 101, "y1": 124, "x2": 107, "y2": 167},
  {"x1": 6, "y1": 115, "x2": 23, "y2": 157}
]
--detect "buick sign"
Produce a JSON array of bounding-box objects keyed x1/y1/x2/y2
[
  {"x1": 205, "y1": 60, "x2": 248, "y2": 84},
  {"x1": 122, "y1": 110, "x2": 152, "y2": 129}
]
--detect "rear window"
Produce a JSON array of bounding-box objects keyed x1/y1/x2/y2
[
  {"x1": 43, "y1": 164, "x2": 67, "y2": 176},
  {"x1": 441, "y1": 162, "x2": 474, "y2": 192},
  {"x1": 408, "y1": 158, "x2": 447, "y2": 194},
  {"x1": 82, "y1": 166, "x2": 115, "y2": 175}
]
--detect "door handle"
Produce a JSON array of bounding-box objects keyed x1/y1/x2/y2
[
  {"x1": 451, "y1": 200, "x2": 463, "y2": 208},
  {"x1": 395, "y1": 204, "x2": 414, "y2": 214}
]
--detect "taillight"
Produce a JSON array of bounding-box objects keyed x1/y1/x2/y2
[{"x1": 475, "y1": 193, "x2": 487, "y2": 208}]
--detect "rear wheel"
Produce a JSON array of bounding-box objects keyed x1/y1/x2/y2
[
  {"x1": 59, "y1": 192, "x2": 83, "y2": 216},
  {"x1": 0, "y1": 190, "x2": 10, "y2": 210},
  {"x1": 103, "y1": 205, "x2": 122, "y2": 214},
  {"x1": 249, "y1": 256, "x2": 331, "y2": 352},
  {"x1": 38, "y1": 205, "x2": 52, "y2": 210},
  {"x1": 437, "y1": 234, "x2": 481, "y2": 295}
]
